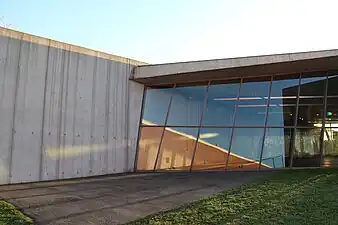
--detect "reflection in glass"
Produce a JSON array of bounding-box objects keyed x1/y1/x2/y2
[
  {"x1": 202, "y1": 81, "x2": 240, "y2": 126},
  {"x1": 297, "y1": 105, "x2": 324, "y2": 127},
  {"x1": 167, "y1": 86, "x2": 207, "y2": 126},
  {"x1": 299, "y1": 74, "x2": 326, "y2": 105},
  {"x1": 142, "y1": 87, "x2": 173, "y2": 125},
  {"x1": 323, "y1": 75, "x2": 338, "y2": 168},
  {"x1": 235, "y1": 78, "x2": 270, "y2": 126},
  {"x1": 227, "y1": 128, "x2": 265, "y2": 169},
  {"x1": 155, "y1": 128, "x2": 198, "y2": 170},
  {"x1": 191, "y1": 128, "x2": 232, "y2": 170},
  {"x1": 323, "y1": 127, "x2": 338, "y2": 167},
  {"x1": 325, "y1": 75, "x2": 338, "y2": 128},
  {"x1": 262, "y1": 128, "x2": 292, "y2": 168},
  {"x1": 327, "y1": 74, "x2": 338, "y2": 98},
  {"x1": 293, "y1": 128, "x2": 321, "y2": 167},
  {"x1": 296, "y1": 74, "x2": 326, "y2": 127},
  {"x1": 137, "y1": 127, "x2": 164, "y2": 170},
  {"x1": 267, "y1": 75, "x2": 299, "y2": 126}
]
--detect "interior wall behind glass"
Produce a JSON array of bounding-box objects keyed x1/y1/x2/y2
[
  {"x1": 155, "y1": 127, "x2": 198, "y2": 170},
  {"x1": 235, "y1": 77, "x2": 271, "y2": 126},
  {"x1": 136, "y1": 127, "x2": 164, "y2": 170},
  {"x1": 191, "y1": 128, "x2": 232, "y2": 170}
]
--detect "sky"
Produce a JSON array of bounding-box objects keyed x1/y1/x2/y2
[{"x1": 1, "y1": 0, "x2": 338, "y2": 64}]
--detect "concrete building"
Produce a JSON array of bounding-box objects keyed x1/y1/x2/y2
[{"x1": 1, "y1": 26, "x2": 338, "y2": 184}]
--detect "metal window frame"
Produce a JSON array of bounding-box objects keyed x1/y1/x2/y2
[
  {"x1": 289, "y1": 73, "x2": 302, "y2": 168},
  {"x1": 189, "y1": 81, "x2": 211, "y2": 171},
  {"x1": 153, "y1": 84, "x2": 176, "y2": 171},
  {"x1": 259, "y1": 76, "x2": 273, "y2": 169},
  {"x1": 225, "y1": 78, "x2": 243, "y2": 170},
  {"x1": 135, "y1": 70, "x2": 333, "y2": 172},
  {"x1": 319, "y1": 72, "x2": 329, "y2": 166},
  {"x1": 133, "y1": 85, "x2": 147, "y2": 171}
]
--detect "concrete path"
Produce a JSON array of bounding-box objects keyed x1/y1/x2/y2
[{"x1": 0, "y1": 172, "x2": 266, "y2": 225}]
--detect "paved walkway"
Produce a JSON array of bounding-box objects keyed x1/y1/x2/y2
[{"x1": 0, "y1": 172, "x2": 266, "y2": 225}]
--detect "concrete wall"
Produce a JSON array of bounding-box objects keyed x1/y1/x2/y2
[{"x1": 0, "y1": 28, "x2": 144, "y2": 185}]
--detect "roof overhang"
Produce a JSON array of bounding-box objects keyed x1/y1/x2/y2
[{"x1": 133, "y1": 49, "x2": 338, "y2": 85}]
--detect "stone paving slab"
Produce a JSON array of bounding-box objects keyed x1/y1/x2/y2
[{"x1": 0, "y1": 172, "x2": 267, "y2": 224}]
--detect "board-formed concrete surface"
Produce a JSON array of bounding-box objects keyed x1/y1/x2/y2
[{"x1": 0, "y1": 172, "x2": 266, "y2": 225}]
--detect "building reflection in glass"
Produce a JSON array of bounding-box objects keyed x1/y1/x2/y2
[{"x1": 137, "y1": 71, "x2": 338, "y2": 171}]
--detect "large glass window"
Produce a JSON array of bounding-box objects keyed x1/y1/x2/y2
[
  {"x1": 142, "y1": 86, "x2": 173, "y2": 126},
  {"x1": 297, "y1": 73, "x2": 326, "y2": 127},
  {"x1": 137, "y1": 71, "x2": 337, "y2": 171},
  {"x1": 323, "y1": 74, "x2": 338, "y2": 167},
  {"x1": 166, "y1": 85, "x2": 207, "y2": 126},
  {"x1": 155, "y1": 127, "x2": 198, "y2": 170},
  {"x1": 136, "y1": 127, "x2": 164, "y2": 170},
  {"x1": 191, "y1": 128, "x2": 232, "y2": 170},
  {"x1": 325, "y1": 74, "x2": 338, "y2": 128},
  {"x1": 202, "y1": 80, "x2": 240, "y2": 126},
  {"x1": 262, "y1": 128, "x2": 293, "y2": 168},
  {"x1": 323, "y1": 127, "x2": 338, "y2": 167},
  {"x1": 292, "y1": 128, "x2": 321, "y2": 167},
  {"x1": 227, "y1": 128, "x2": 264, "y2": 169},
  {"x1": 235, "y1": 77, "x2": 271, "y2": 126},
  {"x1": 267, "y1": 75, "x2": 299, "y2": 126}
]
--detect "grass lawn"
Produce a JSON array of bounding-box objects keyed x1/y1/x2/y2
[
  {"x1": 0, "y1": 200, "x2": 33, "y2": 225},
  {"x1": 128, "y1": 169, "x2": 338, "y2": 225}
]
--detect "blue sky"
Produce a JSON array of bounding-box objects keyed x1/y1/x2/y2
[{"x1": 1, "y1": 0, "x2": 338, "y2": 63}]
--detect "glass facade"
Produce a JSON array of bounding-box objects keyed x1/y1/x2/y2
[{"x1": 136, "y1": 71, "x2": 338, "y2": 171}]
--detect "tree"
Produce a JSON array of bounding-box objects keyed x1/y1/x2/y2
[{"x1": 0, "y1": 16, "x2": 15, "y2": 29}]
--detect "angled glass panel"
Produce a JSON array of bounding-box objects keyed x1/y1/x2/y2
[
  {"x1": 267, "y1": 74, "x2": 299, "y2": 126},
  {"x1": 136, "y1": 127, "x2": 164, "y2": 170},
  {"x1": 323, "y1": 127, "x2": 338, "y2": 167},
  {"x1": 191, "y1": 128, "x2": 232, "y2": 170},
  {"x1": 323, "y1": 73, "x2": 338, "y2": 167},
  {"x1": 297, "y1": 105, "x2": 324, "y2": 127},
  {"x1": 142, "y1": 86, "x2": 174, "y2": 126},
  {"x1": 299, "y1": 72, "x2": 326, "y2": 105},
  {"x1": 262, "y1": 128, "x2": 293, "y2": 168},
  {"x1": 227, "y1": 128, "x2": 264, "y2": 170},
  {"x1": 155, "y1": 127, "x2": 198, "y2": 170},
  {"x1": 292, "y1": 128, "x2": 321, "y2": 167},
  {"x1": 296, "y1": 73, "x2": 326, "y2": 127},
  {"x1": 235, "y1": 77, "x2": 271, "y2": 126},
  {"x1": 202, "y1": 80, "x2": 240, "y2": 126},
  {"x1": 325, "y1": 74, "x2": 338, "y2": 127},
  {"x1": 167, "y1": 85, "x2": 207, "y2": 126}
]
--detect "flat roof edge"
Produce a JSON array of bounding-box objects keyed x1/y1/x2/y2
[
  {"x1": 0, "y1": 26, "x2": 147, "y2": 66},
  {"x1": 134, "y1": 49, "x2": 338, "y2": 78}
]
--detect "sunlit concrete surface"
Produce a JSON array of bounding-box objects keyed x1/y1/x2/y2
[
  {"x1": 0, "y1": 27, "x2": 145, "y2": 185},
  {"x1": 0, "y1": 172, "x2": 266, "y2": 225}
]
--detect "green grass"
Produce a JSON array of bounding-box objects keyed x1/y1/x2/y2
[
  {"x1": 0, "y1": 200, "x2": 33, "y2": 225},
  {"x1": 128, "y1": 169, "x2": 338, "y2": 225}
]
